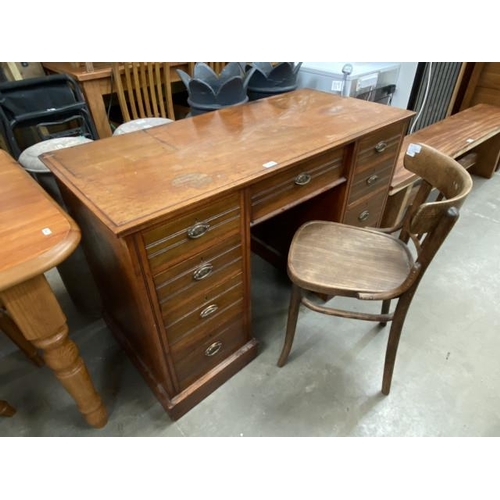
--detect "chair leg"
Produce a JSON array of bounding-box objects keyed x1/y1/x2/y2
[
  {"x1": 277, "y1": 283, "x2": 302, "y2": 367},
  {"x1": 0, "y1": 400, "x2": 16, "y2": 417},
  {"x1": 382, "y1": 292, "x2": 414, "y2": 395},
  {"x1": 0, "y1": 308, "x2": 44, "y2": 367},
  {"x1": 379, "y1": 299, "x2": 391, "y2": 327}
]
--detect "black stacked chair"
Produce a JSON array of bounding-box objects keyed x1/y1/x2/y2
[{"x1": 0, "y1": 73, "x2": 102, "y2": 317}]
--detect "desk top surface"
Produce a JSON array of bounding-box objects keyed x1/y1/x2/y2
[
  {"x1": 0, "y1": 151, "x2": 80, "y2": 291},
  {"x1": 391, "y1": 103, "x2": 500, "y2": 192},
  {"x1": 42, "y1": 89, "x2": 413, "y2": 236}
]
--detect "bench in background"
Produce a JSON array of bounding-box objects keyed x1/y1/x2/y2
[{"x1": 382, "y1": 103, "x2": 500, "y2": 227}]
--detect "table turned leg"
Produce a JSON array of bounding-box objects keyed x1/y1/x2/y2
[
  {"x1": 0, "y1": 400, "x2": 16, "y2": 417},
  {"x1": 0, "y1": 274, "x2": 108, "y2": 428},
  {"x1": 0, "y1": 307, "x2": 44, "y2": 367}
]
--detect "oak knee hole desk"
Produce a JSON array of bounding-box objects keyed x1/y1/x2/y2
[{"x1": 42, "y1": 89, "x2": 414, "y2": 419}]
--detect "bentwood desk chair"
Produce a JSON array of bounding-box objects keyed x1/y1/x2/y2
[
  {"x1": 112, "y1": 62, "x2": 176, "y2": 135},
  {"x1": 278, "y1": 143, "x2": 473, "y2": 395}
]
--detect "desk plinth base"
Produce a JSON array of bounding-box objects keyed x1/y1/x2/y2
[{"x1": 104, "y1": 312, "x2": 258, "y2": 420}]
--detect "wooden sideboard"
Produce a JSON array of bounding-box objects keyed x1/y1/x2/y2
[{"x1": 41, "y1": 89, "x2": 414, "y2": 419}]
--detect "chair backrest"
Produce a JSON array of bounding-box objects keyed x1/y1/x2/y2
[
  {"x1": 0, "y1": 74, "x2": 98, "y2": 158},
  {"x1": 112, "y1": 63, "x2": 175, "y2": 123},
  {"x1": 400, "y1": 143, "x2": 473, "y2": 271}
]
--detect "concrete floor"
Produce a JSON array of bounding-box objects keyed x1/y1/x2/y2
[{"x1": 1, "y1": 171, "x2": 499, "y2": 437}]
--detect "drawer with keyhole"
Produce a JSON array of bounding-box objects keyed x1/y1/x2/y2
[
  {"x1": 171, "y1": 315, "x2": 247, "y2": 390},
  {"x1": 343, "y1": 189, "x2": 387, "y2": 227},
  {"x1": 154, "y1": 234, "x2": 243, "y2": 310},
  {"x1": 250, "y1": 147, "x2": 345, "y2": 223},
  {"x1": 162, "y1": 273, "x2": 244, "y2": 346},
  {"x1": 142, "y1": 193, "x2": 241, "y2": 272}
]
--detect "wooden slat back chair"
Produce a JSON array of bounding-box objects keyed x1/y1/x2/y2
[
  {"x1": 112, "y1": 62, "x2": 175, "y2": 135},
  {"x1": 278, "y1": 143, "x2": 473, "y2": 395}
]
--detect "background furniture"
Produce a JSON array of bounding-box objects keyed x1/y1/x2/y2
[
  {"x1": 383, "y1": 103, "x2": 500, "y2": 227},
  {"x1": 0, "y1": 73, "x2": 102, "y2": 317},
  {"x1": 112, "y1": 62, "x2": 175, "y2": 135},
  {"x1": 278, "y1": 144, "x2": 472, "y2": 395},
  {"x1": 454, "y1": 62, "x2": 500, "y2": 112},
  {"x1": 41, "y1": 89, "x2": 413, "y2": 419},
  {"x1": 0, "y1": 73, "x2": 98, "y2": 159},
  {"x1": 42, "y1": 62, "x2": 192, "y2": 138},
  {"x1": 0, "y1": 150, "x2": 107, "y2": 427}
]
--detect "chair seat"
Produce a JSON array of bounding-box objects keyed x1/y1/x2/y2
[
  {"x1": 288, "y1": 221, "x2": 414, "y2": 297},
  {"x1": 113, "y1": 117, "x2": 173, "y2": 135},
  {"x1": 18, "y1": 136, "x2": 93, "y2": 173}
]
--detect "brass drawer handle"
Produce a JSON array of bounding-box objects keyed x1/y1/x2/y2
[
  {"x1": 366, "y1": 174, "x2": 379, "y2": 185},
  {"x1": 187, "y1": 222, "x2": 210, "y2": 239},
  {"x1": 294, "y1": 173, "x2": 312, "y2": 186},
  {"x1": 205, "y1": 341, "x2": 223, "y2": 357},
  {"x1": 193, "y1": 263, "x2": 214, "y2": 281},
  {"x1": 200, "y1": 303, "x2": 218, "y2": 318},
  {"x1": 358, "y1": 210, "x2": 370, "y2": 222},
  {"x1": 374, "y1": 141, "x2": 387, "y2": 153}
]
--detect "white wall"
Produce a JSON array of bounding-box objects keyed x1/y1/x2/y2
[
  {"x1": 297, "y1": 62, "x2": 419, "y2": 110},
  {"x1": 391, "y1": 62, "x2": 418, "y2": 109}
]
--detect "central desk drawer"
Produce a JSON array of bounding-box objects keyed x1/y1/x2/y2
[
  {"x1": 250, "y1": 148, "x2": 344, "y2": 223},
  {"x1": 143, "y1": 193, "x2": 241, "y2": 272}
]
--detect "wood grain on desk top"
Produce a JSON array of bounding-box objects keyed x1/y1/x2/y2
[
  {"x1": 0, "y1": 151, "x2": 80, "y2": 291},
  {"x1": 41, "y1": 89, "x2": 413, "y2": 236},
  {"x1": 391, "y1": 103, "x2": 500, "y2": 192}
]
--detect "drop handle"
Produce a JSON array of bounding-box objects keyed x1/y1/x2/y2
[
  {"x1": 374, "y1": 141, "x2": 387, "y2": 153},
  {"x1": 205, "y1": 341, "x2": 222, "y2": 357},
  {"x1": 294, "y1": 173, "x2": 312, "y2": 186},
  {"x1": 366, "y1": 174, "x2": 379, "y2": 185},
  {"x1": 193, "y1": 264, "x2": 214, "y2": 281},
  {"x1": 187, "y1": 222, "x2": 210, "y2": 239},
  {"x1": 200, "y1": 304, "x2": 218, "y2": 318},
  {"x1": 358, "y1": 210, "x2": 370, "y2": 222}
]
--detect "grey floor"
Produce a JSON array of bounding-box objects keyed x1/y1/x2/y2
[{"x1": 1, "y1": 171, "x2": 499, "y2": 437}]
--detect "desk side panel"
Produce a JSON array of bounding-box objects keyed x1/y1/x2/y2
[{"x1": 58, "y1": 183, "x2": 175, "y2": 398}]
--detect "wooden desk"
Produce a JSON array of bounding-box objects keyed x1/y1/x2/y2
[
  {"x1": 42, "y1": 62, "x2": 191, "y2": 139},
  {"x1": 41, "y1": 89, "x2": 414, "y2": 419},
  {"x1": 0, "y1": 150, "x2": 107, "y2": 428},
  {"x1": 383, "y1": 103, "x2": 500, "y2": 226}
]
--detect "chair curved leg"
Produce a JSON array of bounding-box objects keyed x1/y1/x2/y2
[
  {"x1": 0, "y1": 400, "x2": 16, "y2": 417},
  {"x1": 382, "y1": 291, "x2": 415, "y2": 395},
  {"x1": 379, "y1": 299, "x2": 391, "y2": 327},
  {"x1": 277, "y1": 283, "x2": 302, "y2": 367}
]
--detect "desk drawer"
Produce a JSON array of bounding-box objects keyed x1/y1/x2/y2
[
  {"x1": 154, "y1": 234, "x2": 243, "y2": 306},
  {"x1": 348, "y1": 161, "x2": 394, "y2": 203},
  {"x1": 143, "y1": 193, "x2": 241, "y2": 272},
  {"x1": 163, "y1": 273, "x2": 244, "y2": 345},
  {"x1": 250, "y1": 148, "x2": 344, "y2": 223},
  {"x1": 355, "y1": 122, "x2": 404, "y2": 169},
  {"x1": 172, "y1": 315, "x2": 247, "y2": 391},
  {"x1": 343, "y1": 188, "x2": 387, "y2": 227}
]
